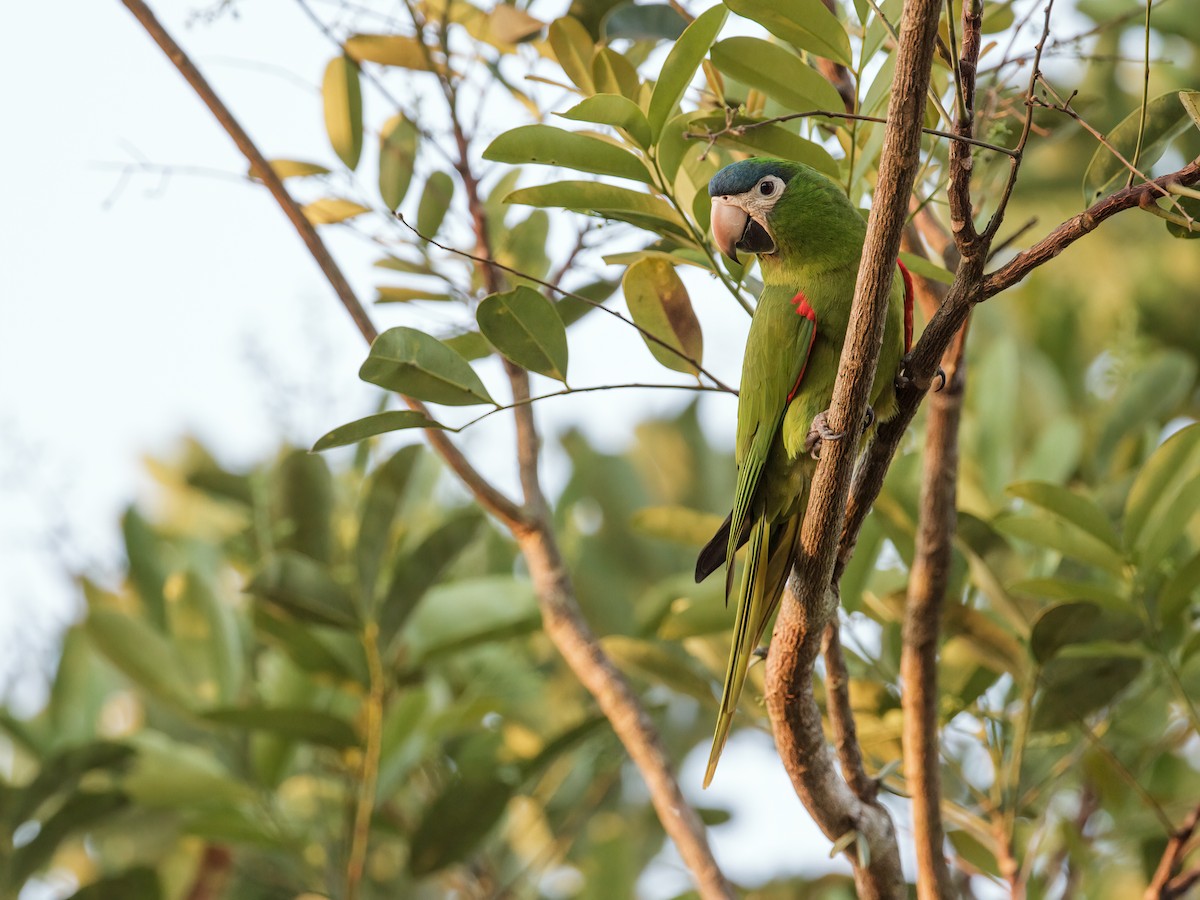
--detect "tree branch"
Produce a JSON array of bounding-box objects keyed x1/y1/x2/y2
[
  {"x1": 1145, "y1": 801, "x2": 1200, "y2": 900},
  {"x1": 117, "y1": 5, "x2": 732, "y2": 896},
  {"x1": 821, "y1": 620, "x2": 877, "y2": 802},
  {"x1": 115, "y1": 0, "x2": 528, "y2": 533},
  {"x1": 765, "y1": 0, "x2": 945, "y2": 895}
]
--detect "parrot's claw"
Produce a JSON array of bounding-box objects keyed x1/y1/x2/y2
[
  {"x1": 863, "y1": 406, "x2": 875, "y2": 429},
  {"x1": 895, "y1": 354, "x2": 948, "y2": 393},
  {"x1": 752, "y1": 646, "x2": 769, "y2": 661},
  {"x1": 805, "y1": 410, "x2": 844, "y2": 460}
]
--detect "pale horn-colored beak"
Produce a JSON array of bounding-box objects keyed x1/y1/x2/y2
[{"x1": 710, "y1": 196, "x2": 750, "y2": 263}]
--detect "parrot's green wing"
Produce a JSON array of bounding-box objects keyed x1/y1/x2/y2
[{"x1": 723, "y1": 290, "x2": 818, "y2": 595}]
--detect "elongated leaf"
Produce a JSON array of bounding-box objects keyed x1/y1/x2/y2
[
  {"x1": 477, "y1": 286, "x2": 569, "y2": 381},
  {"x1": 375, "y1": 286, "x2": 453, "y2": 303},
  {"x1": 1083, "y1": 92, "x2": 1193, "y2": 202},
  {"x1": 416, "y1": 171, "x2": 455, "y2": 239},
  {"x1": 1030, "y1": 601, "x2": 1143, "y2": 664},
  {"x1": 121, "y1": 507, "x2": 171, "y2": 629},
  {"x1": 248, "y1": 552, "x2": 357, "y2": 628},
  {"x1": 601, "y1": 635, "x2": 715, "y2": 704},
  {"x1": 1032, "y1": 655, "x2": 1142, "y2": 731},
  {"x1": 631, "y1": 505, "x2": 724, "y2": 546},
  {"x1": 560, "y1": 93, "x2": 652, "y2": 148},
  {"x1": 302, "y1": 198, "x2": 370, "y2": 225},
  {"x1": 255, "y1": 159, "x2": 331, "y2": 180},
  {"x1": 361, "y1": 327, "x2": 494, "y2": 406},
  {"x1": 622, "y1": 257, "x2": 703, "y2": 375},
  {"x1": 4, "y1": 791, "x2": 130, "y2": 890},
  {"x1": 86, "y1": 609, "x2": 195, "y2": 707},
  {"x1": 687, "y1": 112, "x2": 839, "y2": 179},
  {"x1": 345, "y1": 33, "x2": 436, "y2": 69},
  {"x1": 380, "y1": 512, "x2": 484, "y2": 646},
  {"x1": 725, "y1": 0, "x2": 852, "y2": 66},
  {"x1": 402, "y1": 575, "x2": 538, "y2": 663},
  {"x1": 1097, "y1": 353, "x2": 1196, "y2": 473},
  {"x1": 1125, "y1": 422, "x2": 1200, "y2": 549},
  {"x1": 993, "y1": 514, "x2": 1126, "y2": 576},
  {"x1": 1181, "y1": 90, "x2": 1200, "y2": 130},
  {"x1": 322, "y1": 55, "x2": 363, "y2": 169},
  {"x1": 647, "y1": 4, "x2": 727, "y2": 139},
  {"x1": 487, "y1": 5, "x2": 545, "y2": 43},
  {"x1": 2, "y1": 742, "x2": 135, "y2": 832},
  {"x1": 592, "y1": 47, "x2": 640, "y2": 99},
  {"x1": 548, "y1": 17, "x2": 595, "y2": 93},
  {"x1": 710, "y1": 37, "x2": 845, "y2": 115},
  {"x1": 603, "y1": 2, "x2": 687, "y2": 40},
  {"x1": 484, "y1": 124, "x2": 651, "y2": 183},
  {"x1": 314, "y1": 411, "x2": 443, "y2": 451},
  {"x1": 1007, "y1": 481, "x2": 1121, "y2": 549},
  {"x1": 204, "y1": 706, "x2": 358, "y2": 748},
  {"x1": 409, "y1": 772, "x2": 514, "y2": 875},
  {"x1": 168, "y1": 571, "x2": 244, "y2": 705},
  {"x1": 379, "y1": 114, "x2": 419, "y2": 209},
  {"x1": 899, "y1": 251, "x2": 954, "y2": 285},
  {"x1": 505, "y1": 181, "x2": 687, "y2": 235},
  {"x1": 356, "y1": 445, "x2": 422, "y2": 604},
  {"x1": 274, "y1": 449, "x2": 333, "y2": 562},
  {"x1": 1162, "y1": 552, "x2": 1200, "y2": 626},
  {"x1": 1139, "y1": 473, "x2": 1200, "y2": 570},
  {"x1": 1166, "y1": 196, "x2": 1200, "y2": 239}
]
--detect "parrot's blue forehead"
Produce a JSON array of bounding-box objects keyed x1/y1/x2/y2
[{"x1": 708, "y1": 158, "x2": 798, "y2": 197}]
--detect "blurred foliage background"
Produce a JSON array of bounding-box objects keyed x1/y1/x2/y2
[{"x1": 4, "y1": 0, "x2": 1200, "y2": 897}]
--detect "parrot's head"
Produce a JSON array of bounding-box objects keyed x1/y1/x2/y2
[{"x1": 708, "y1": 157, "x2": 862, "y2": 269}]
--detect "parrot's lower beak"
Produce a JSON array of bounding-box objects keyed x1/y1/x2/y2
[{"x1": 710, "y1": 196, "x2": 774, "y2": 263}]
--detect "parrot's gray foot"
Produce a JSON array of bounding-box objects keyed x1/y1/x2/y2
[
  {"x1": 895, "y1": 354, "x2": 948, "y2": 393},
  {"x1": 805, "y1": 410, "x2": 844, "y2": 460}
]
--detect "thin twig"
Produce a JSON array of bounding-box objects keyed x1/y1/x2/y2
[
  {"x1": 116, "y1": 0, "x2": 529, "y2": 532},
  {"x1": 393, "y1": 213, "x2": 737, "y2": 394},
  {"x1": 1145, "y1": 802, "x2": 1200, "y2": 899},
  {"x1": 1128, "y1": 0, "x2": 1154, "y2": 188},
  {"x1": 822, "y1": 620, "x2": 877, "y2": 802}
]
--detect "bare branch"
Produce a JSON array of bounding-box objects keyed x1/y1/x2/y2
[
  {"x1": 1145, "y1": 801, "x2": 1200, "y2": 900},
  {"x1": 822, "y1": 621, "x2": 877, "y2": 802},
  {"x1": 765, "y1": 0, "x2": 945, "y2": 895}
]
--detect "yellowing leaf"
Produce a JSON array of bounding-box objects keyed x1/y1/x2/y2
[
  {"x1": 301, "y1": 198, "x2": 371, "y2": 225},
  {"x1": 488, "y1": 5, "x2": 544, "y2": 43},
  {"x1": 322, "y1": 56, "x2": 363, "y2": 169},
  {"x1": 253, "y1": 159, "x2": 331, "y2": 181},
  {"x1": 622, "y1": 258, "x2": 703, "y2": 375},
  {"x1": 548, "y1": 17, "x2": 595, "y2": 94},
  {"x1": 379, "y1": 115, "x2": 419, "y2": 210},
  {"x1": 345, "y1": 33, "x2": 436, "y2": 69}
]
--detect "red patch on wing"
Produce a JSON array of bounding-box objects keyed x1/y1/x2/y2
[
  {"x1": 786, "y1": 291, "x2": 818, "y2": 404},
  {"x1": 897, "y1": 260, "x2": 914, "y2": 354}
]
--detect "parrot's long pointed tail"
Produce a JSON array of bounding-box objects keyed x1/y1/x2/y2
[{"x1": 703, "y1": 513, "x2": 803, "y2": 788}]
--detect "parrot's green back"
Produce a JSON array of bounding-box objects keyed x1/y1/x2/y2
[{"x1": 700, "y1": 158, "x2": 910, "y2": 787}]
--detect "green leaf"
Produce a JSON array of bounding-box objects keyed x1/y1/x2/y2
[
  {"x1": 4, "y1": 791, "x2": 130, "y2": 891},
  {"x1": 1030, "y1": 601, "x2": 1144, "y2": 664},
  {"x1": 687, "y1": 112, "x2": 840, "y2": 180},
  {"x1": 981, "y1": 1, "x2": 1016, "y2": 32},
  {"x1": 647, "y1": 4, "x2": 727, "y2": 139},
  {"x1": 322, "y1": 55, "x2": 363, "y2": 169},
  {"x1": 1181, "y1": 90, "x2": 1200, "y2": 130},
  {"x1": 548, "y1": 17, "x2": 596, "y2": 93},
  {"x1": 409, "y1": 772, "x2": 514, "y2": 875},
  {"x1": 899, "y1": 251, "x2": 954, "y2": 285},
  {"x1": 993, "y1": 513, "x2": 1126, "y2": 576},
  {"x1": 724, "y1": 0, "x2": 852, "y2": 67},
  {"x1": 302, "y1": 198, "x2": 371, "y2": 225},
  {"x1": 1165, "y1": 196, "x2": 1200, "y2": 239},
  {"x1": 477, "y1": 286, "x2": 569, "y2": 381},
  {"x1": 1162, "y1": 551, "x2": 1200, "y2": 626},
  {"x1": 66, "y1": 869, "x2": 161, "y2": 900},
  {"x1": 355, "y1": 446, "x2": 422, "y2": 602},
  {"x1": 121, "y1": 507, "x2": 171, "y2": 629},
  {"x1": 622, "y1": 257, "x2": 703, "y2": 375},
  {"x1": 484, "y1": 124, "x2": 651, "y2": 183},
  {"x1": 416, "y1": 171, "x2": 455, "y2": 240},
  {"x1": 1032, "y1": 655, "x2": 1143, "y2": 731},
  {"x1": 560, "y1": 94, "x2": 653, "y2": 149},
  {"x1": 380, "y1": 513, "x2": 485, "y2": 647},
  {"x1": 256, "y1": 159, "x2": 331, "y2": 180},
  {"x1": 379, "y1": 114, "x2": 419, "y2": 210},
  {"x1": 710, "y1": 37, "x2": 845, "y2": 115},
  {"x1": 443, "y1": 330, "x2": 494, "y2": 360},
  {"x1": 505, "y1": 181, "x2": 687, "y2": 236},
  {"x1": 1007, "y1": 481, "x2": 1121, "y2": 550},
  {"x1": 204, "y1": 706, "x2": 358, "y2": 748},
  {"x1": 122, "y1": 734, "x2": 254, "y2": 808},
  {"x1": 314, "y1": 411, "x2": 443, "y2": 451},
  {"x1": 1125, "y1": 423, "x2": 1200, "y2": 549},
  {"x1": 1082, "y1": 92, "x2": 1194, "y2": 202},
  {"x1": 86, "y1": 608, "x2": 196, "y2": 707},
  {"x1": 2, "y1": 742, "x2": 135, "y2": 833},
  {"x1": 166, "y1": 571, "x2": 244, "y2": 705},
  {"x1": 361, "y1": 327, "x2": 495, "y2": 406},
  {"x1": 345, "y1": 33, "x2": 436, "y2": 69},
  {"x1": 402, "y1": 576, "x2": 538, "y2": 664},
  {"x1": 274, "y1": 449, "x2": 333, "y2": 562},
  {"x1": 1096, "y1": 352, "x2": 1196, "y2": 471},
  {"x1": 603, "y1": 2, "x2": 688, "y2": 40},
  {"x1": 248, "y1": 552, "x2": 358, "y2": 628},
  {"x1": 1138, "y1": 472, "x2": 1200, "y2": 570},
  {"x1": 592, "y1": 47, "x2": 641, "y2": 100}
]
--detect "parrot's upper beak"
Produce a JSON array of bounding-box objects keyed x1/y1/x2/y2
[{"x1": 710, "y1": 195, "x2": 775, "y2": 263}]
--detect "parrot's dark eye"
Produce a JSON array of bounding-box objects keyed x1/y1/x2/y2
[{"x1": 759, "y1": 180, "x2": 775, "y2": 196}]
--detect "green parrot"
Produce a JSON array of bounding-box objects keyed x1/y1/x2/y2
[{"x1": 696, "y1": 157, "x2": 913, "y2": 788}]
